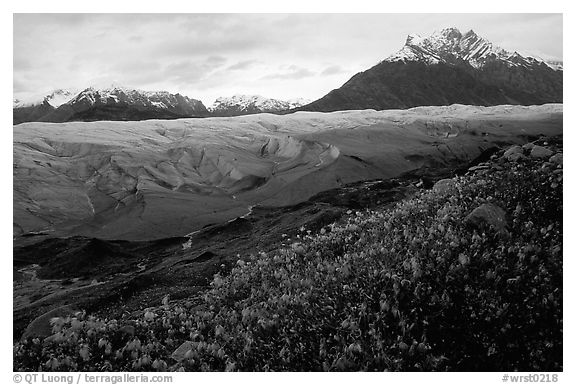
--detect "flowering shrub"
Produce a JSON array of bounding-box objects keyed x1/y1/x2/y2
[{"x1": 14, "y1": 149, "x2": 562, "y2": 371}]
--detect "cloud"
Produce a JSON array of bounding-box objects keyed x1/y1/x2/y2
[
  {"x1": 13, "y1": 56, "x2": 32, "y2": 71},
  {"x1": 205, "y1": 56, "x2": 228, "y2": 66},
  {"x1": 227, "y1": 60, "x2": 258, "y2": 71},
  {"x1": 262, "y1": 65, "x2": 316, "y2": 80},
  {"x1": 320, "y1": 65, "x2": 347, "y2": 76},
  {"x1": 155, "y1": 34, "x2": 266, "y2": 59},
  {"x1": 162, "y1": 56, "x2": 228, "y2": 85},
  {"x1": 13, "y1": 78, "x2": 29, "y2": 93},
  {"x1": 128, "y1": 35, "x2": 144, "y2": 43}
]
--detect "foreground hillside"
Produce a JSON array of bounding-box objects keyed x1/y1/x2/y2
[{"x1": 14, "y1": 138, "x2": 562, "y2": 371}]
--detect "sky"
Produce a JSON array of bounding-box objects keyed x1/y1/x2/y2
[{"x1": 13, "y1": 13, "x2": 563, "y2": 106}]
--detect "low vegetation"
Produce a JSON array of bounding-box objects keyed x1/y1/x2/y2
[{"x1": 14, "y1": 142, "x2": 562, "y2": 372}]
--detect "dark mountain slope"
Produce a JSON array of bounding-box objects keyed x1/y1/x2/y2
[
  {"x1": 13, "y1": 101, "x2": 56, "y2": 125},
  {"x1": 301, "y1": 61, "x2": 512, "y2": 112}
]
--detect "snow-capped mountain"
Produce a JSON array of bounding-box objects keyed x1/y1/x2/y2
[
  {"x1": 209, "y1": 94, "x2": 310, "y2": 116},
  {"x1": 386, "y1": 28, "x2": 563, "y2": 71},
  {"x1": 13, "y1": 89, "x2": 77, "y2": 109},
  {"x1": 67, "y1": 86, "x2": 206, "y2": 112},
  {"x1": 13, "y1": 89, "x2": 81, "y2": 125},
  {"x1": 299, "y1": 27, "x2": 562, "y2": 112},
  {"x1": 14, "y1": 86, "x2": 209, "y2": 124}
]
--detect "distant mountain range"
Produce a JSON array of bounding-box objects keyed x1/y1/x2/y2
[
  {"x1": 13, "y1": 88, "x2": 309, "y2": 124},
  {"x1": 13, "y1": 86, "x2": 209, "y2": 124},
  {"x1": 14, "y1": 28, "x2": 563, "y2": 124},
  {"x1": 298, "y1": 28, "x2": 562, "y2": 112}
]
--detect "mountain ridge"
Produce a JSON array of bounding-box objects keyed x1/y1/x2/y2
[
  {"x1": 13, "y1": 86, "x2": 210, "y2": 124},
  {"x1": 14, "y1": 89, "x2": 310, "y2": 124},
  {"x1": 298, "y1": 27, "x2": 562, "y2": 112}
]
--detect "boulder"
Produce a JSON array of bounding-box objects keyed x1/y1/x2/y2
[
  {"x1": 21, "y1": 305, "x2": 79, "y2": 340},
  {"x1": 549, "y1": 153, "x2": 563, "y2": 165},
  {"x1": 433, "y1": 179, "x2": 457, "y2": 194},
  {"x1": 464, "y1": 203, "x2": 508, "y2": 234},
  {"x1": 171, "y1": 341, "x2": 194, "y2": 362},
  {"x1": 530, "y1": 145, "x2": 553, "y2": 159},
  {"x1": 503, "y1": 145, "x2": 523, "y2": 160},
  {"x1": 507, "y1": 153, "x2": 525, "y2": 162}
]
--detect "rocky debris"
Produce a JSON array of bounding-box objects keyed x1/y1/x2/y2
[
  {"x1": 21, "y1": 305, "x2": 79, "y2": 340},
  {"x1": 530, "y1": 145, "x2": 554, "y2": 159},
  {"x1": 433, "y1": 179, "x2": 457, "y2": 194},
  {"x1": 465, "y1": 203, "x2": 508, "y2": 234},
  {"x1": 503, "y1": 142, "x2": 560, "y2": 163},
  {"x1": 541, "y1": 162, "x2": 555, "y2": 170},
  {"x1": 171, "y1": 341, "x2": 194, "y2": 362}
]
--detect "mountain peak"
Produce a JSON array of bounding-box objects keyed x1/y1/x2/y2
[
  {"x1": 387, "y1": 27, "x2": 561, "y2": 71},
  {"x1": 13, "y1": 88, "x2": 78, "y2": 109},
  {"x1": 405, "y1": 33, "x2": 423, "y2": 45},
  {"x1": 436, "y1": 27, "x2": 463, "y2": 40}
]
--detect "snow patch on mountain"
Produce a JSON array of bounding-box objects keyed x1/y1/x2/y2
[{"x1": 286, "y1": 98, "x2": 311, "y2": 109}]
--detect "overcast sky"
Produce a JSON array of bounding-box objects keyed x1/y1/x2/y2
[{"x1": 13, "y1": 13, "x2": 563, "y2": 105}]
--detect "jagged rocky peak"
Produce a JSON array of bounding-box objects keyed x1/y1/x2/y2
[
  {"x1": 387, "y1": 27, "x2": 562, "y2": 71},
  {"x1": 67, "y1": 85, "x2": 205, "y2": 110}
]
